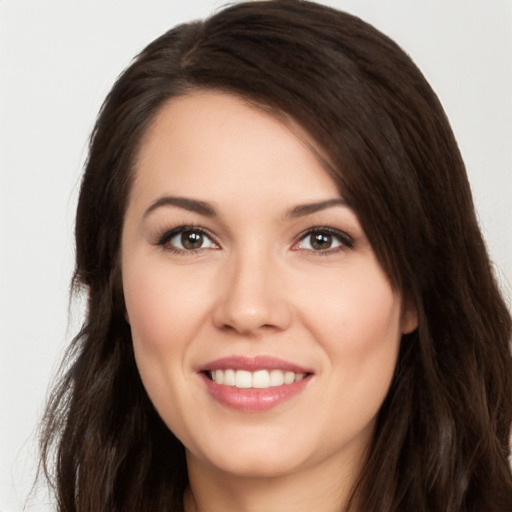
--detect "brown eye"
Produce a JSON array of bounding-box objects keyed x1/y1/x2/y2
[
  {"x1": 295, "y1": 228, "x2": 353, "y2": 253},
  {"x1": 310, "y1": 232, "x2": 333, "y2": 250},
  {"x1": 159, "y1": 226, "x2": 218, "y2": 252},
  {"x1": 181, "y1": 230, "x2": 204, "y2": 249}
]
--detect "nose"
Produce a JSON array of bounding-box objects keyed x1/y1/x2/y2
[{"x1": 212, "y1": 249, "x2": 293, "y2": 336}]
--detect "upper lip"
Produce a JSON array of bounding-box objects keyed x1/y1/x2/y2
[{"x1": 197, "y1": 355, "x2": 313, "y2": 374}]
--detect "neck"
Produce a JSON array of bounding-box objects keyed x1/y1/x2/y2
[{"x1": 184, "y1": 451, "x2": 361, "y2": 512}]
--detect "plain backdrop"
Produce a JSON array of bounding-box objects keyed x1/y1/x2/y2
[{"x1": 1, "y1": 1, "x2": 511, "y2": 511}]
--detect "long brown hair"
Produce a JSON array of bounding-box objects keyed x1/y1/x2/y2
[{"x1": 40, "y1": 1, "x2": 512, "y2": 511}]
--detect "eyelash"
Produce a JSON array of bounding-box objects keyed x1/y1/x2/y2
[
  {"x1": 155, "y1": 224, "x2": 219, "y2": 255},
  {"x1": 293, "y1": 227, "x2": 354, "y2": 254},
  {"x1": 153, "y1": 225, "x2": 354, "y2": 255}
]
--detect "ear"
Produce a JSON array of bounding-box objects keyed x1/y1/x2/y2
[{"x1": 400, "y1": 299, "x2": 418, "y2": 334}]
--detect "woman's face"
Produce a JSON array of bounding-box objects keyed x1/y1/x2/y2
[{"x1": 121, "y1": 92, "x2": 416, "y2": 481}]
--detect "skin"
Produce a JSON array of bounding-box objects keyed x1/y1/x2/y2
[{"x1": 121, "y1": 92, "x2": 417, "y2": 512}]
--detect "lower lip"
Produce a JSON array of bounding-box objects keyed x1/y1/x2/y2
[{"x1": 201, "y1": 374, "x2": 311, "y2": 412}]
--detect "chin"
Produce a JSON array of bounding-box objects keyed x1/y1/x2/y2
[{"x1": 187, "y1": 436, "x2": 308, "y2": 479}]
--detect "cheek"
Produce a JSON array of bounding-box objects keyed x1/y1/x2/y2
[
  {"x1": 310, "y1": 258, "x2": 401, "y2": 350},
  {"x1": 299, "y1": 257, "x2": 402, "y2": 404},
  {"x1": 123, "y1": 262, "x2": 180, "y2": 395},
  {"x1": 123, "y1": 259, "x2": 210, "y2": 353},
  {"x1": 122, "y1": 256, "x2": 220, "y2": 424},
  {"x1": 122, "y1": 260, "x2": 200, "y2": 431},
  {"x1": 122, "y1": 260, "x2": 194, "y2": 414},
  {"x1": 340, "y1": 276, "x2": 400, "y2": 357}
]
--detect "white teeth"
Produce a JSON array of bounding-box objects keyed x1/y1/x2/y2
[
  {"x1": 269, "y1": 369, "x2": 284, "y2": 386},
  {"x1": 210, "y1": 369, "x2": 307, "y2": 388},
  {"x1": 284, "y1": 371, "x2": 295, "y2": 384},
  {"x1": 252, "y1": 370, "x2": 270, "y2": 388},
  {"x1": 224, "y1": 369, "x2": 236, "y2": 386},
  {"x1": 235, "y1": 370, "x2": 252, "y2": 388},
  {"x1": 214, "y1": 369, "x2": 224, "y2": 385}
]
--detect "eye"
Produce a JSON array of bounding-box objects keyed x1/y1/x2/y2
[
  {"x1": 294, "y1": 228, "x2": 353, "y2": 252},
  {"x1": 158, "y1": 226, "x2": 219, "y2": 253}
]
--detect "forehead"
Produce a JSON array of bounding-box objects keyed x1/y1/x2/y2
[{"x1": 131, "y1": 91, "x2": 340, "y2": 212}]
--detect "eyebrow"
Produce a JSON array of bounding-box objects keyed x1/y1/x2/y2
[
  {"x1": 285, "y1": 198, "x2": 350, "y2": 218},
  {"x1": 143, "y1": 195, "x2": 350, "y2": 220},
  {"x1": 143, "y1": 196, "x2": 218, "y2": 219}
]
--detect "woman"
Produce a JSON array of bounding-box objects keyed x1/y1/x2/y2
[{"x1": 40, "y1": 1, "x2": 512, "y2": 511}]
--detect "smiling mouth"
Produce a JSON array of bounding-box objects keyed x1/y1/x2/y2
[
  {"x1": 206, "y1": 369, "x2": 311, "y2": 389},
  {"x1": 200, "y1": 358, "x2": 313, "y2": 411}
]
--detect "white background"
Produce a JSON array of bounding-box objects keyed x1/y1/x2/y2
[{"x1": 1, "y1": 1, "x2": 511, "y2": 510}]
